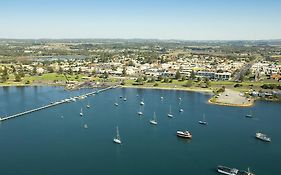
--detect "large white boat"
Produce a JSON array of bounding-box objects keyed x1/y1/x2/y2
[
  {"x1": 217, "y1": 165, "x2": 255, "y2": 175},
  {"x1": 113, "y1": 126, "x2": 122, "y2": 144},
  {"x1": 149, "y1": 112, "x2": 158, "y2": 125},
  {"x1": 255, "y1": 132, "x2": 271, "y2": 142},
  {"x1": 177, "y1": 130, "x2": 192, "y2": 139}
]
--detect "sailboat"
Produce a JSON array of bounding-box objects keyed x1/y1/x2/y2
[
  {"x1": 199, "y1": 114, "x2": 208, "y2": 125},
  {"x1": 140, "y1": 98, "x2": 145, "y2": 105},
  {"x1": 113, "y1": 126, "x2": 122, "y2": 144},
  {"x1": 150, "y1": 112, "x2": 158, "y2": 125},
  {"x1": 114, "y1": 98, "x2": 118, "y2": 106},
  {"x1": 246, "y1": 110, "x2": 253, "y2": 118},
  {"x1": 86, "y1": 101, "x2": 90, "y2": 108},
  {"x1": 84, "y1": 124, "x2": 88, "y2": 129},
  {"x1": 80, "y1": 108, "x2": 83, "y2": 116},
  {"x1": 138, "y1": 106, "x2": 143, "y2": 115},
  {"x1": 167, "y1": 105, "x2": 173, "y2": 118},
  {"x1": 178, "y1": 98, "x2": 184, "y2": 112}
]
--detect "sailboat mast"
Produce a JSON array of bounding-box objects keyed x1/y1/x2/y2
[{"x1": 116, "y1": 126, "x2": 120, "y2": 139}]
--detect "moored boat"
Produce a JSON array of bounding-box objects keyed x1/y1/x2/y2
[
  {"x1": 113, "y1": 126, "x2": 122, "y2": 144},
  {"x1": 217, "y1": 165, "x2": 255, "y2": 175},
  {"x1": 255, "y1": 132, "x2": 271, "y2": 142},
  {"x1": 177, "y1": 130, "x2": 192, "y2": 139},
  {"x1": 149, "y1": 112, "x2": 158, "y2": 125}
]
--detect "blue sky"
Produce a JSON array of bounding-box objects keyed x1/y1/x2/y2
[{"x1": 0, "y1": 0, "x2": 280, "y2": 40}]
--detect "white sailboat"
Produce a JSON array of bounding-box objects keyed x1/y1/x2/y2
[
  {"x1": 138, "y1": 106, "x2": 143, "y2": 115},
  {"x1": 150, "y1": 112, "x2": 158, "y2": 125},
  {"x1": 199, "y1": 114, "x2": 208, "y2": 125},
  {"x1": 246, "y1": 110, "x2": 253, "y2": 118},
  {"x1": 86, "y1": 101, "x2": 90, "y2": 108},
  {"x1": 114, "y1": 98, "x2": 118, "y2": 106},
  {"x1": 80, "y1": 108, "x2": 83, "y2": 116},
  {"x1": 84, "y1": 124, "x2": 88, "y2": 129},
  {"x1": 140, "y1": 98, "x2": 145, "y2": 105},
  {"x1": 113, "y1": 126, "x2": 122, "y2": 144},
  {"x1": 167, "y1": 105, "x2": 173, "y2": 118},
  {"x1": 178, "y1": 98, "x2": 184, "y2": 112}
]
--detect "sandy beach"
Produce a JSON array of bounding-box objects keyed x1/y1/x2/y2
[{"x1": 208, "y1": 89, "x2": 254, "y2": 107}]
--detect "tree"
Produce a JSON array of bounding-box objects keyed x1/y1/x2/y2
[
  {"x1": 1, "y1": 66, "x2": 9, "y2": 82},
  {"x1": 78, "y1": 68, "x2": 82, "y2": 74},
  {"x1": 15, "y1": 73, "x2": 21, "y2": 82},
  {"x1": 11, "y1": 65, "x2": 16, "y2": 73},
  {"x1": 58, "y1": 67, "x2": 63, "y2": 74},
  {"x1": 181, "y1": 76, "x2": 186, "y2": 81},
  {"x1": 103, "y1": 71, "x2": 109, "y2": 79},
  {"x1": 32, "y1": 66, "x2": 37, "y2": 75},
  {"x1": 183, "y1": 80, "x2": 193, "y2": 87},
  {"x1": 91, "y1": 70, "x2": 96, "y2": 76},
  {"x1": 47, "y1": 66, "x2": 54, "y2": 73},
  {"x1": 190, "y1": 70, "x2": 196, "y2": 80},
  {"x1": 175, "y1": 70, "x2": 181, "y2": 79},
  {"x1": 68, "y1": 68, "x2": 73, "y2": 75},
  {"x1": 122, "y1": 67, "x2": 126, "y2": 77},
  {"x1": 136, "y1": 77, "x2": 143, "y2": 83},
  {"x1": 157, "y1": 75, "x2": 164, "y2": 81}
]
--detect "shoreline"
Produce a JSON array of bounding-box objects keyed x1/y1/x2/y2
[
  {"x1": 2, "y1": 83, "x2": 277, "y2": 107},
  {"x1": 121, "y1": 85, "x2": 213, "y2": 94},
  {"x1": 208, "y1": 98, "x2": 255, "y2": 107}
]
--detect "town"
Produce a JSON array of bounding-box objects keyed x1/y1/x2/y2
[{"x1": 0, "y1": 39, "x2": 281, "y2": 102}]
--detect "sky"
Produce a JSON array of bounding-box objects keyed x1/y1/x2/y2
[{"x1": 0, "y1": 0, "x2": 280, "y2": 40}]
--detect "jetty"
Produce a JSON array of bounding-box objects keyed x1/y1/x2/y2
[{"x1": 0, "y1": 85, "x2": 119, "y2": 122}]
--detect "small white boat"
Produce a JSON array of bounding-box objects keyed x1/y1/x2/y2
[
  {"x1": 86, "y1": 102, "x2": 90, "y2": 108},
  {"x1": 114, "y1": 98, "x2": 119, "y2": 106},
  {"x1": 179, "y1": 108, "x2": 184, "y2": 112},
  {"x1": 140, "y1": 101, "x2": 145, "y2": 105},
  {"x1": 113, "y1": 126, "x2": 122, "y2": 144},
  {"x1": 160, "y1": 96, "x2": 164, "y2": 100},
  {"x1": 150, "y1": 112, "x2": 158, "y2": 125},
  {"x1": 167, "y1": 106, "x2": 173, "y2": 118},
  {"x1": 84, "y1": 124, "x2": 88, "y2": 129},
  {"x1": 246, "y1": 110, "x2": 253, "y2": 118},
  {"x1": 199, "y1": 114, "x2": 208, "y2": 125},
  {"x1": 80, "y1": 108, "x2": 83, "y2": 116},
  {"x1": 123, "y1": 98, "x2": 127, "y2": 101}
]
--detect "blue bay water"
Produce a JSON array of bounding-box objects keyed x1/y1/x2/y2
[{"x1": 0, "y1": 86, "x2": 280, "y2": 175}]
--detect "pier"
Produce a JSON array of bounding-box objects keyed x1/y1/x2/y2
[{"x1": 0, "y1": 85, "x2": 119, "y2": 122}]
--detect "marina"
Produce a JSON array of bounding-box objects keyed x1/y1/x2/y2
[{"x1": 0, "y1": 85, "x2": 119, "y2": 122}]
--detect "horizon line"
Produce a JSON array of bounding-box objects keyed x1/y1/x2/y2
[{"x1": 0, "y1": 37, "x2": 281, "y2": 42}]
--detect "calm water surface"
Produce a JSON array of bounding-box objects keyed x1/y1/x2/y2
[{"x1": 0, "y1": 86, "x2": 280, "y2": 175}]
